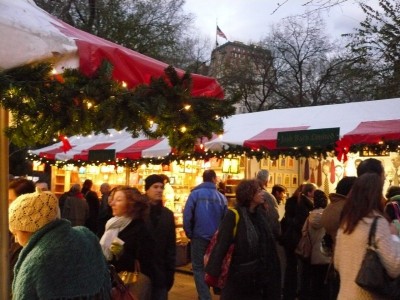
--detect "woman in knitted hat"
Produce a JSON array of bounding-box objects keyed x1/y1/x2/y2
[
  {"x1": 9, "y1": 190, "x2": 111, "y2": 299},
  {"x1": 8, "y1": 178, "x2": 36, "y2": 296}
]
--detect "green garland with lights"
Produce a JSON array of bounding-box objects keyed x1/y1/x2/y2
[
  {"x1": 27, "y1": 143, "x2": 341, "y2": 170},
  {"x1": 0, "y1": 61, "x2": 237, "y2": 153},
  {"x1": 3, "y1": 61, "x2": 399, "y2": 168}
]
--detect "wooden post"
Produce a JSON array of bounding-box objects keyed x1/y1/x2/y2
[{"x1": 0, "y1": 108, "x2": 10, "y2": 298}]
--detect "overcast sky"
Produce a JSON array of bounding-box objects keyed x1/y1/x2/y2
[{"x1": 183, "y1": 0, "x2": 379, "y2": 46}]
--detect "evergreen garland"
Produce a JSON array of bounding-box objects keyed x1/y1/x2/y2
[{"x1": 0, "y1": 61, "x2": 236, "y2": 153}]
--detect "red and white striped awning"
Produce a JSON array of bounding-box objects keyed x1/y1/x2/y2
[
  {"x1": 31, "y1": 130, "x2": 171, "y2": 161},
  {"x1": 31, "y1": 98, "x2": 400, "y2": 161},
  {"x1": 205, "y1": 98, "x2": 400, "y2": 151},
  {"x1": 0, "y1": 0, "x2": 224, "y2": 99}
]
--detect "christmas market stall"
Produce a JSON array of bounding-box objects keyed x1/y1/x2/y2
[
  {"x1": 30, "y1": 98, "x2": 400, "y2": 207},
  {"x1": 205, "y1": 97, "x2": 400, "y2": 194}
]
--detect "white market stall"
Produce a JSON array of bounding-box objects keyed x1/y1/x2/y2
[{"x1": 31, "y1": 98, "x2": 400, "y2": 198}]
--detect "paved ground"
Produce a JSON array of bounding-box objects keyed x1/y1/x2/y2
[{"x1": 170, "y1": 269, "x2": 220, "y2": 300}]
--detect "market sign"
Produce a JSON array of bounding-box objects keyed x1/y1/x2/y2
[
  {"x1": 88, "y1": 149, "x2": 116, "y2": 162},
  {"x1": 277, "y1": 128, "x2": 340, "y2": 148}
]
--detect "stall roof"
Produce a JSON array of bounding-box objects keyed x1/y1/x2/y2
[
  {"x1": 31, "y1": 98, "x2": 400, "y2": 161},
  {"x1": 206, "y1": 98, "x2": 400, "y2": 151},
  {"x1": 0, "y1": 0, "x2": 224, "y2": 98}
]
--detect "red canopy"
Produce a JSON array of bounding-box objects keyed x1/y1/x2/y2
[
  {"x1": 53, "y1": 19, "x2": 224, "y2": 98},
  {"x1": 341, "y1": 119, "x2": 400, "y2": 145},
  {"x1": 243, "y1": 126, "x2": 309, "y2": 150}
]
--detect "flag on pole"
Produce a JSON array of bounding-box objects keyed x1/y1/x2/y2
[{"x1": 217, "y1": 26, "x2": 227, "y2": 39}]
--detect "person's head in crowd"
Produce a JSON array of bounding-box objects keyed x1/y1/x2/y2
[
  {"x1": 272, "y1": 184, "x2": 287, "y2": 204},
  {"x1": 144, "y1": 174, "x2": 164, "y2": 203},
  {"x1": 357, "y1": 158, "x2": 385, "y2": 178},
  {"x1": 35, "y1": 181, "x2": 49, "y2": 192},
  {"x1": 300, "y1": 183, "x2": 317, "y2": 201},
  {"x1": 256, "y1": 169, "x2": 270, "y2": 186},
  {"x1": 386, "y1": 186, "x2": 400, "y2": 200},
  {"x1": 236, "y1": 179, "x2": 264, "y2": 209},
  {"x1": 335, "y1": 176, "x2": 357, "y2": 196},
  {"x1": 100, "y1": 183, "x2": 111, "y2": 195},
  {"x1": 69, "y1": 183, "x2": 81, "y2": 194},
  {"x1": 9, "y1": 190, "x2": 59, "y2": 246},
  {"x1": 217, "y1": 181, "x2": 226, "y2": 194},
  {"x1": 290, "y1": 183, "x2": 305, "y2": 199},
  {"x1": 109, "y1": 186, "x2": 146, "y2": 219},
  {"x1": 159, "y1": 174, "x2": 170, "y2": 185},
  {"x1": 203, "y1": 169, "x2": 217, "y2": 183},
  {"x1": 341, "y1": 173, "x2": 384, "y2": 234},
  {"x1": 313, "y1": 189, "x2": 328, "y2": 209},
  {"x1": 81, "y1": 179, "x2": 93, "y2": 194},
  {"x1": 8, "y1": 178, "x2": 36, "y2": 204}
]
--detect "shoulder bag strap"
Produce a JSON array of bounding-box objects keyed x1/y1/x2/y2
[
  {"x1": 229, "y1": 208, "x2": 240, "y2": 237},
  {"x1": 368, "y1": 217, "x2": 379, "y2": 248}
]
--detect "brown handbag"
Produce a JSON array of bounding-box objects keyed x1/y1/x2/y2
[
  {"x1": 109, "y1": 264, "x2": 137, "y2": 300},
  {"x1": 118, "y1": 260, "x2": 152, "y2": 300},
  {"x1": 295, "y1": 217, "x2": 312, "y2": 260}
]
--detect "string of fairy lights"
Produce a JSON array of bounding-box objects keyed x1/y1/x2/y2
[
  {"x1": 2, "y1": 61, "x2": 399, "y2": 170},
  {"x1": 26, "y1": 139, "x2": 400, "y2": 171}
]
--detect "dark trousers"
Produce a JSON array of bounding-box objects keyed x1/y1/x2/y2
[
  {"x1": 298, "y1": 259, "x2": 311, "y2": 300},
  {"x1": 309, "y1": 264, "x2": 329, "y2": 300},
  {"x1": 282, "y1": 247, "x2": 298, "y2": 300}
]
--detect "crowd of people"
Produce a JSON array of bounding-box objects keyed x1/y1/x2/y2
[{"x1": 7, "y1": 157, "x2": 400, "y2": 300}]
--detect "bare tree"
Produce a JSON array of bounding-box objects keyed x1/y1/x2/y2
[
  {"x1": 272, "y1": 0, "x2": 367, "y2": 16},
  {"x1": 266, "y1": 14, "x2": 349, "y2": 107},
  {"x1": 213, "y1": 44, "x2": 277, "y2": 112}
]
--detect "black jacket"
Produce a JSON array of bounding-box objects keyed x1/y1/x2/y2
[
  {"x1": 205, "y1": 206, "x2": 281, "y2": 299},
  {"x1": 146, "y1": 202, "x2": 176, "y2": 290}
]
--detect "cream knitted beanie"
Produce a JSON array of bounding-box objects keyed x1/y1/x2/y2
[{"x1": 9, "y1": 190, "x2": 59, "y2": 233}]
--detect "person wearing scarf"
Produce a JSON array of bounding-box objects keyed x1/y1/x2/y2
[
  {"x1": 100, "y1": 186, "x2": 155, "y2": 285},
  {"x1": 205, "y1": 179, "x2": 281, "y2": 300},
  {"x1": 9, "y1": 190, "x2": 111, "y2": 299}
]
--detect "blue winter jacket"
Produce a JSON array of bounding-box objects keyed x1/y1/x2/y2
[{"x1": 183, "y1": 182, "x2": 228, "y2": 240}]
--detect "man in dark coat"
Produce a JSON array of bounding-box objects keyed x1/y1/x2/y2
[{"x1": 144, "y1": 174, "x2": 176, "y2": 300}]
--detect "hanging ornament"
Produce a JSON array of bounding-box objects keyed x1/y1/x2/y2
[
  {"x1": 304, "y1": 158, "x2": 310, "y2": 181},
  {"x1": 59, "y1": 134, "x2": 72, "y2": 152},
  {"x1": 330, "y1": 159, "x2": 336, "y2": 184},
  {"x1": 335, "y1": 139, "x2": 350, "y2": 162},
  {"x1": 317, "y1": 160, "x2": 322, "y2": 187}
]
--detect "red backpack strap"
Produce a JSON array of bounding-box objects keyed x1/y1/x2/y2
[{"x1": 392, "y1": 201, "x2": 400, "y2": 221}]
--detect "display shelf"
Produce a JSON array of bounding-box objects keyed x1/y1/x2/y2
[{"x1": 50, "y1": 167, "x2": 72, "y2": 198}]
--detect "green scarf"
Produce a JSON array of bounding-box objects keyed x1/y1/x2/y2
[{"x1": 13, "y1": 219, "x2": 111, "y2": 299}]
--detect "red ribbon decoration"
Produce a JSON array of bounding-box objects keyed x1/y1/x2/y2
[
  {"x1": 52, "y1": 73, "x2": 65, "y2": 84},
  {"x1": 335, "y1": 139, "x2": 350, "y2": 163},
  {"x1": 59, "y1": 134, "x2": 72, "y2": 153}
]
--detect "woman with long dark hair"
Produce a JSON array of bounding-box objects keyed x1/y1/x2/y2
[{"x1": 334, "y1": 172, "x2": 400, "y2": 299}]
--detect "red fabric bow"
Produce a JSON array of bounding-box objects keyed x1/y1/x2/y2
[
  {"x1": 335, "y1": 139, "x2": 350, "y2": 163},
  {"x1": 59, "y1": 134, "x2": 72, "y2": 153}
]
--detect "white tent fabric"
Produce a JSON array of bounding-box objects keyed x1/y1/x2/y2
[
  {"x1": 206, "y1": 98, "x2": 400, "y2": 150},
  {"x1": 31, "y1": 98, "x2": 400, "y2": 161},
  {"x1": 31, "y1": 129, "x2": 170, "y2": 161},
  {"x1": 0, "y1": 0, "x2": 78, "y2": 71}
]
